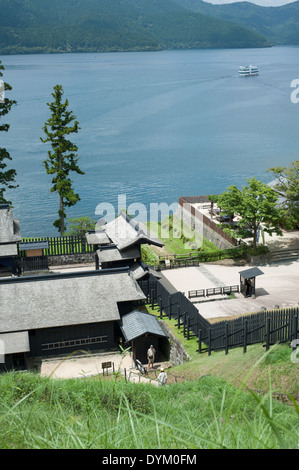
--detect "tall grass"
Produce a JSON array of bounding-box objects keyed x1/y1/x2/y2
[{"x1": 0, "y1": 367, "x2": 298, "y2": 449}]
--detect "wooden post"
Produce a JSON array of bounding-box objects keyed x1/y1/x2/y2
[
  {"x1": 159, "y1": 298, "x2": 163, "y2": 319},
  {"x1": 187, "y1": 316, "x2": 190, "y2": 340},
  {"x1": 225, "y1": 322, "x2": 229, "y2": 355},
  {"x1": 151, "y1": 289, "x2": 154, "y2": 309},
  {"x1": 266, "y1": 317, "x2": 271, "y2": 351},
  {"x1": 183, "y1": 311, "x2": 186, "y2": 337},
  {"x1": 168, "y1": 296, "x2": 171, "y2": 320},
  {"x1": 198, "y1": 330, "x2": 202, "y2": 353},
  {"x1": 177, "y1": 304, "x2": 181, "y2": 329},
  {"x1": 208, "y1": 328, "x2": 212, "y2": 356},
  {"x1": 243, "y1": 319, "x2": 248, "y2": 354},
  {"x1": 292, "y1": 314, "x2": 298, "y2": 343}
]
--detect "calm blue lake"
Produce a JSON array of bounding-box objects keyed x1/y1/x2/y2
[{"x1": 2, "y1": 46, "x2": 299, "y2": 237}]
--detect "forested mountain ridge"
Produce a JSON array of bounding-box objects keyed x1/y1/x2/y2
[
  {"x1": 173, "y1": 0, "x2": 299, "y2": 45},
  {"x1": 0, "y1": 0, "x2": 270, "y2": 55}
]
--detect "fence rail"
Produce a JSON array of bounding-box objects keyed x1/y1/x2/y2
[
  {"x1": 138, "y1": 275, "x2": 299, "y2": 356},
  {"x1": 18, "y1": 235, "x2": 94, "y2": 257},
  {"x1": 188, "y1": 285, "x2": 239, "y2": 299},
  {"x1": 17, "y1": 256, "x2": 49, "y2": 274}
]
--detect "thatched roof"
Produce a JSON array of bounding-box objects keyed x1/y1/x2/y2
[
  {"x1": 102, "y1": 211, "x2": 164, "y2": 251},
  {"x1": 0, "y1": 269, "x2": 146, "y2": 333}
]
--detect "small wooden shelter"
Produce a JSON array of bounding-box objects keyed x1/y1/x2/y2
[
  {"x1": 120, "y1": 310, "x2": 169, "y2": 364},
  {"x1": 239, "y1": 267, "x2": 264, "y2": 298}
]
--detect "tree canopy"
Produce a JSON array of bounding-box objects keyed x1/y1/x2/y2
[
  {"x1": 268, "y1": 160, "x2": 299, "y2": 228},
  {"x1": 217, "y1": 177, "x2": 283, "y2": 249},
  {"x1": 65, "y1": 216, "x2": 96, "y2": 236},
  {"x1": 41, "y1": 85, "x2": 84, "y2": 236},
  {"x1": 0, "y1": 60, "x2": 18, "y2": 205}
]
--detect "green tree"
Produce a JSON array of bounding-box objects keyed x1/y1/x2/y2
[
  {"x1": 268, "y1": 160, "x2": 299, "y2": 228},
  {"x1": 0, "y1": 60, "x2": 18, "y2": 204},
  {"x1": 218, "y1": 177, "x2": 283, "y2": 249},
  {"x1": 41, "y1": 84, "x2": 84, "y2": 236},
  {"x1": 65, "y1": 216, "x2": 96, "y2": 236}
]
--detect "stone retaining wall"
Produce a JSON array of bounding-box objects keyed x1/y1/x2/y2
[
  {"x1": 48, "y1": 253, "x2": 95, "y2": 266},
  {"x1": 159, "y1": 319, "x2": 190, "y2": 366},
  {"x1": 175, "y1": 204, "x2": 234, "y2": 250}
]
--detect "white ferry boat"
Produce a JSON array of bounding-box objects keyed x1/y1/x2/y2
[{"x1": 239, "y1": 65, "x2": 259, "y2": 76}]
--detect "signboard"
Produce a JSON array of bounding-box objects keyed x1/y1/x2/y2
[
  {"x1": 101, "y1": 361, "x2": 112, "y2": 369},
  {"x1": 19, "y1": 241, "x2": 49, "y2": 250}
]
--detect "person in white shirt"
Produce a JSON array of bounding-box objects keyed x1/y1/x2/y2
[
  {"x1": 147, "y1": 344, "x2": 156, "y2": 370},
  {"x1": 157, "y1": 367, "x2": 167, "y2": 386}
]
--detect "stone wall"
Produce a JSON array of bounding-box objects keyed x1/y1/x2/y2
[
  {"x1": 48, "y1": 253, "x2": 96, "y2": 266},
  {"x1": 159, "y1": 319, "x2": 190, "y2": 366},
  {"x1": 175, "y1": 204, "x2": 234, "y2": 250}
]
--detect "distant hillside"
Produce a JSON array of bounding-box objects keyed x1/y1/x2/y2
[
  {"x1": 0, "y1": 0, "x2": 270, "y2": 55},
  {"x1": 173, "y1": 0, "x2": 299, "y2": 45}
]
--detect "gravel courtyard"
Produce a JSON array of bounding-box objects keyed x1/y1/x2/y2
[{"x1": 161, "y1": 260, "x2": 299, "y2": 319}]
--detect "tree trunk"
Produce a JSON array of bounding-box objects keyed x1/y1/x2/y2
[
  {"x1": 252, "y1": 225, "x2": 258, "y2": 250},
  {"x1": 58, "y1": 152, "x2": 64, "y2": 236}
]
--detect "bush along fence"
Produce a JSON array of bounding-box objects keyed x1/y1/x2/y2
[
  {"x1": 152, "y1": 246, "x2": 250, "y2": 270},
  {"x1": 138, "y1": 274, "x2": 299, "y2": 355}
]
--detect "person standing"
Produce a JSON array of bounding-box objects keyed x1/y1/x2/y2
[
  {"x1": 157, "y1": 367, "x2": 167, "y2": 386},
  {"x1": 147, "y1": 344, "x2": 156, "y2": 370}
]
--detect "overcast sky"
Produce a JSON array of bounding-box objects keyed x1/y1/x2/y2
[{"x1": 204, "y1": 0, "x2": 297, "y2": 6}]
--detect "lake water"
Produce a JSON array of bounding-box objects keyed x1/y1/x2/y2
[{"x1": 2, "y1": 46, "x2": 299, "y2": 237}]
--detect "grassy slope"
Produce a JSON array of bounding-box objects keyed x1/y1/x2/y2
[
  {"x1": 0, "y1": 304, "x2": 297, "y2": 449},
  {"x1": 144, "y1": 304, "x2": 299, "y2": 400},
  {"x1": 146, "y1": 219, "x2": 217, "y2": 256}
]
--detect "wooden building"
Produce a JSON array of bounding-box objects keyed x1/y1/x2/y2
[
  {"x1": 0, "y1": 205, "x2": 21, "y2": 276},
  {"x1": 239, "y1": 267, "x2": 264, "y2": 298},
  {"x1": 0, "y1": 267, "x2": 146, "y2": 371},
  {"x1": 87, "y1": 211, "x2": 164, "y2": 278},
  {"x1": 120, "y1": 310, "x2": 169, "y2": 364}
]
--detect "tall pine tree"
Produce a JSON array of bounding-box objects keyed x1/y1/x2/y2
[
  {"x1": 41, "y1": 85, "x2": 84, "y2": 236},
  {"x1": 0, "y1": 60, "x2": 18, "y2": 205}
]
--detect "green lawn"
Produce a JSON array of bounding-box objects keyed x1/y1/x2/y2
[
  {"x1": 143, "y1": 304, "x2": 299, "y2": 400},
  {"x1": 147, "y1": 218, "x2": 217, "y2": 256}
]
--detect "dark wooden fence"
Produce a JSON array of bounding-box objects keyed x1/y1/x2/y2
[
  {"x1": 138, "y1": 275, "x2": 299, "y2": 355},
  {"x1": 16, "y1": 256, "x2": 49, "y2": 274},
  {"x1": 18, "y1": 236, "x2": 94, "y2": 257}
]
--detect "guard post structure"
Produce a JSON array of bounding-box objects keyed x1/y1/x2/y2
[{"x1": 239, "y1": 267, "x2": 264, "y2": 299}]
